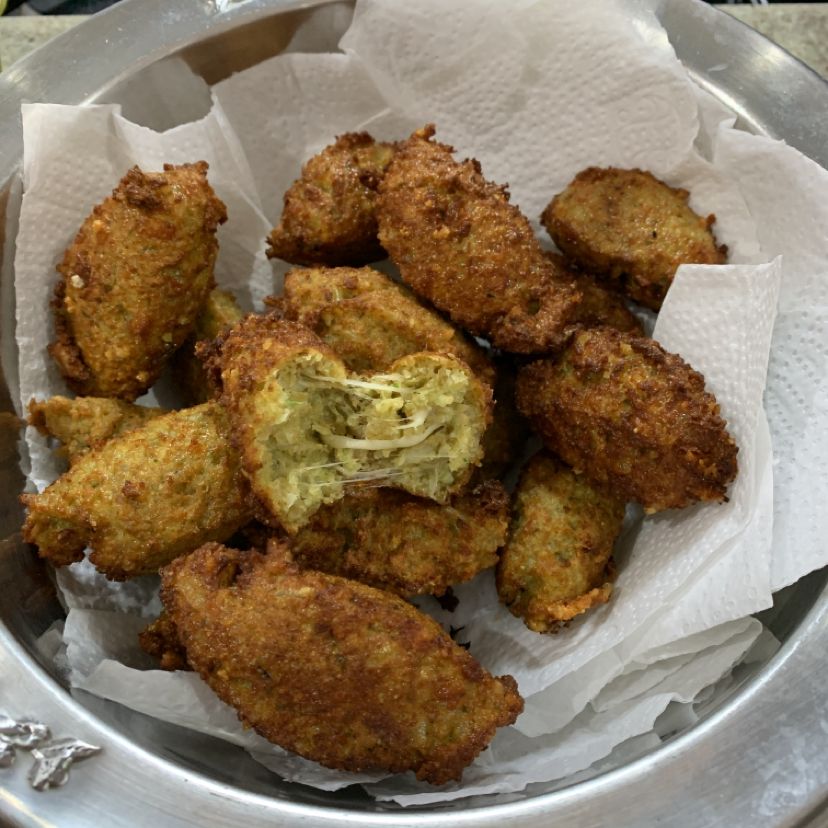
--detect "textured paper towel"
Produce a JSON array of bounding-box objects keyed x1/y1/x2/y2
[
  {"x1": 14, "y1": 0, "x2": 828, "y2": 804},
  {"x1": 713, "y1": 131, "x2": 828, "y2": 590}
]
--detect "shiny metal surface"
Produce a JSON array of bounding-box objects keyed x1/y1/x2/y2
[{"x1": 0, "y1": 0, "x2": 827, "y2": 824}]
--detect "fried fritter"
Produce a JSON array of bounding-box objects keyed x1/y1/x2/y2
[
  {"x1": 516, "y1": 327, "x2": 738, "y2": 513},
  {"x1": 292, "y1": 479, "x2": 509, "y2": 596},
  {"x1": 266, "y1": 133, "x2": 396, "y2": 266},
  {"x1": 21, "y1": 402, "x2": 250, "y2": 579},
  {"x1": 28, "y1": 395, "x2": 164, "y2": 466},
  {"x1": 170, "y1": 288, "x2": 244, "y2": 404},
  {"x1": 497, "y1": 453, "x2": 624, "y2": 632},
  {"x1": 281, "y1": 266, "x2": 496, "y2": 385},
  {"x1": 50, "y1": 162, "x2": 227, "y2": 400},
  {"x1": 541, "y1": 167, "x2": 727, "y2": 311},
  {"x1": 377, "y1": 125, "x2": 582, "y2": 354},
  {"x1": 160, "y1": 541, "x2": 523, "y2": 783},
  {"x1": 139, "y1": 612, "x2": 189, "y2": 672},
  {"x1": 213, "y1": 315, "x2": 491, "y2": 533},
  {"x1": 545, "y1": 253, "x2": 643, "y2": 336}
]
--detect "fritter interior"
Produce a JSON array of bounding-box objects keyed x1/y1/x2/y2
[{"x1": 249, "y1": 350, "x2": 489, "y2": 532}]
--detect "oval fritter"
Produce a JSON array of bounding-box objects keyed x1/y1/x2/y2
[
  {"x1": 160, "y1": 541, "x2": 523, "y2": 784},
  {"x1": 377, "y1": 125, "x2": 581, "y2": 354},
  {"x1": 267, "y1": 133, "x2": 396, "y2": 266},
  {"x1": 50, "y1": 162, "x2": 227, "y2": 400},
  {"x1": 541, "y1": 167, "x2": 727, "y2": 311},
  {"x1": 515, "y1": 327, "x2": 738, "y2": 513},
  {"x1": 497, "y1": 452, "x2": 624, "y2": 632},
  {"x1": 292, "y1": 480, "x2": 509, "y2": 596},
  {"x1": 21, "y1": 402, "x2": 250, "y2": 580}
]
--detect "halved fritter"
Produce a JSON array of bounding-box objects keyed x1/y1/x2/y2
[
  {"x1": 212, "y1": 315, "x2": 492, "y2": 533},
  {"x1": 21, "y1": 402, "x2": 250, "y2": 579},
  {"x1": 170, "y1": 288, "x2": 244, "y2": 404},
  {"x1": 267, "y1": 133, "x2": 396, "y2": 266},
  {"x1": 50, "y1": 162, "x2": 227, "y2": 400},
  {"x1": 292, "y1": 479, "x2": 509, "y2": 596},
  {"x1": 541, "y1": 167, "x2": 727, "y2": 311},
  {"x1": 160, "y1": 541, "x2": 523, "y2": 784},
  {"x1": 377, "y1": 125, "x2": 582, "y2": 354},
  {"x1": 497, "y1": 452, "x2": 624, "y2": 632},
  {"x1": 28, "y1": 395, "x2": 164, "y2": 466},
  {"x1": 515, "y1": 327, "x2": 738, "y2": 513},
  {"x1": 280, "y1": 265, "x2": 496, "y2": 385}
]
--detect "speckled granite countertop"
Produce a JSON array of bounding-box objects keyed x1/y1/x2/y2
[{"x1": 0, "y1": 4, "x2": 826, "y2": 77}]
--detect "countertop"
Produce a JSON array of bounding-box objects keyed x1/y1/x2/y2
[{"x1": 0, "y1": 3, "x2": 827, "y2": 78}]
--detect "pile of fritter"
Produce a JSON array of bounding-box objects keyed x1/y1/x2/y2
[{"x1": 20, "y1": 127, "x2": 738, "y2": 785}]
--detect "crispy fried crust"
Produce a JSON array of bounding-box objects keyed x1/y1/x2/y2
[
  {"x1": 292, "y1": 480, "x2": 509, "y2": 596},
  {"x1": 21, "y1": 402, "x2": 251, "y2": 579},
  {"x1": 377, "y1": 125, "x2": 582, "y2": 353},
  {"x1": 497, "y1": 453, "x2": 624, "y2": 632},
  {"x1": 161, "y1": 541, "x2": 523, "y2": 784},
  {"x1": 545, "y1": 253, "x2": 643, "y2": 336},
  {"x1": 170, "y1": 288, "x2": 245, "y2": 405},
  {"x1": 138, "y1": 612, "x2": 189, "y2": 672},
  {"x1": 50, "y1": 162, "x2": 227, "y2": 400},
  {"x1": 515, "y1": 328, "x2": 738, "y2": 513},
  {"x1": 28, "y1": 395, "x2": 165, "y2": 465},
  {"x1": 281, "y1": 265, "x2": 496, "y2": 385},
  {"x1": 541, "y1": 167, "x2": 727, "y2": 311},
  {"x1": 267, "y1": 133, "x2": 396, "y2": 266}
]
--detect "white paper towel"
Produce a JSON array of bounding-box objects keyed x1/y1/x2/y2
[{"x1": 15, "y1": 0, "x2": 828, "y2": 804}]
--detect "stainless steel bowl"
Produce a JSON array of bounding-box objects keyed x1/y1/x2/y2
[{"x1": 1, "y1": 1, "x2": 827, "y2": 825}]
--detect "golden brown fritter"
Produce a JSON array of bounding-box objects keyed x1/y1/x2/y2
[
  {"x1": 497, "y1": 453, "x2": 624, "y2": 632},
  {"x1": 267, "y1": 133, "x2": 396, "y2": 266},
  {"x1": 516, "y1": 327, "x2": 738, "y2": 513},
  {"x1": 21, "y1": 402, "x2": 250, "y2": 580},
  {"x1": 214, "y1": 315, "x2": 491, "y2": 533},
  {"x1": 292, "y1": 479, "x2": 509, "y2": 596},
  {"x1": 160, "y1": 541, "x2": 523, "y2": 784},
  {"x1": 50, "y1": 163, "x2": 227, "y2": 401},
  {"x1": 28, "y1": 395, "x2": 164, "y2": 465},
  {"x1": 376, "y1": 125, "x2": 582, "y2": 354},
  {"x1": 280, "y1": 265, "x2": 496, "y2": 385},
  {"x1": 170, "y1": 288, "x2": 244, "y2": 404},
  {"x1": 139, "y1": 612, "x2": 189, "y2": 672},
  {"x1": 541, "y1": 167, "x2": 727, "y2": 311},
  {"x1": 545, "y1": 253, "x2": 643, "y2": 336}
]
